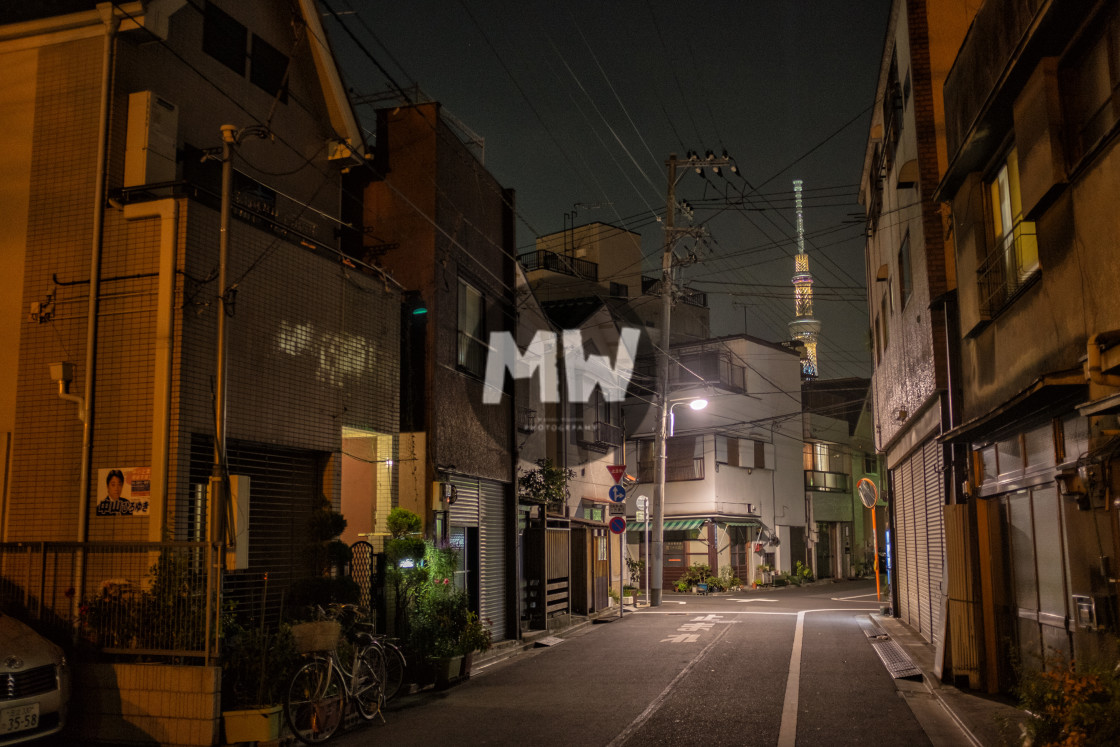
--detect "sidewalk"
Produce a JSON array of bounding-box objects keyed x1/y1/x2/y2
[{"x1": 872, "y1": 613, "x2": 1028, "y2": 746}]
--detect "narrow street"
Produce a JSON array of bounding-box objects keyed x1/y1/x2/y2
[{"x1": 333, "y1": 581, "x2": 968, "y2": 746}]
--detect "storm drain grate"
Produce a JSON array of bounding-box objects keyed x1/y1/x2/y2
[
  {"x1": 869, "y1": 637, "x2": 923, "y2": 679},
  {"x1": 859, "y1": 616, "x2": 922, "y2": 679}
]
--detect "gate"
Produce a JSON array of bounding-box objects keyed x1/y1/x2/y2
[{"x1": 349, "y1": 540, "x2": 374, "y2": 614}]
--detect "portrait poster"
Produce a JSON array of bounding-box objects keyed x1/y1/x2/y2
[{"x1": 95, "y1": 467, "x2": 151, "y2": 517}]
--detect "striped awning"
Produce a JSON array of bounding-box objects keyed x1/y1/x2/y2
[
  {"x1": 627, "y1": 519, "x2": 704, "y2": 532},
  {"x1": 627, "y1": 518, "x2": 760, "y2": 531}
]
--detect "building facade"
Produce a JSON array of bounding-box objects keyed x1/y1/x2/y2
[
  {"x1": 859, "y1": 0, "x2": 974, "y2": 651},
  {"x1": 0, "y1": 0, "x2": 399, "y2": 632},
  {"x1": 938, "y1": 0, "x2": 1120, "y2": 691},
  {"x1": 361, "y1": 101, "x2": 518, "y2": 642}
]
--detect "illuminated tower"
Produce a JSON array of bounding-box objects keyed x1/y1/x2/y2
[{"x1": 788, "y1": 179, "x2": 820, "y2": 378}]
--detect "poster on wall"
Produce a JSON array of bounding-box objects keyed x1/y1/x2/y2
[{"x1": 95, "y1": 467, "x2": 151, "y2": 517}]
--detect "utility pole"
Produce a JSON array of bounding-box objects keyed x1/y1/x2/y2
[
  {"x1": 650, "y1": 151, "x2": 733, "y2": 606},
  {"x1": 211, "y1": 124, "x2": 268, "y2": 548}
]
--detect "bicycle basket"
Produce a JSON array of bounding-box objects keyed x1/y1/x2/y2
[{"x1": 291, "y1": 620, "x2": 341, "y2": 653}]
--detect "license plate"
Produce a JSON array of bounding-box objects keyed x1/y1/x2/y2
[{"x1": 1, "y1": 703, "x2": 39, "y2": 735}]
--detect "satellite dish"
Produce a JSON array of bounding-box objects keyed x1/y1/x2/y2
[{"x1": 857, "y1": 478, "x2": 878, "y2": 509}]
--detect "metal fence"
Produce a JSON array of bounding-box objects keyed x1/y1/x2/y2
[{"x1": 0, "y1": 541, "x2": 222, "y2": 662}]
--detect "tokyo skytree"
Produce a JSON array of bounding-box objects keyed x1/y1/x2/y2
[{"x1": 788, "y1": 179, "x2": 820, "y2": 378}]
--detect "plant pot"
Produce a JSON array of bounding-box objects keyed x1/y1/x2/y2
[
  {"x1": 623, "y1": 595, "x2": 634, "y2": 606},
  {"x1": 222, "y1": 704, "x2": 282, "y2": 743},
  {"x1": 433, "y1": 655, "x2": 464, "y2": 689}
]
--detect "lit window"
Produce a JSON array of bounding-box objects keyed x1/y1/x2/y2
[
  {"x1": 457, "y1": 280, "x2": 486, "y2": 376},
  {"x1": 978, "y1": 147, "x2": 1039, "y2": 318}
]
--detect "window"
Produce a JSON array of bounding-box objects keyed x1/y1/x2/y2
[
  {"x1": 202, "y1": 2, "x2": 247, "y2": 75},
  {"x1": 716, "y1": 435, "x2": 769, "y2": 470},
  {"x1": 250, "y1": 34, "x2": 289, "y2": 101},
  {"x1": 1063, "y1": 9, "x2": 1120, "y2": 162},
  {"x1": 898, "y1": 232, "x2": 912, "y2": 307},
  {"x1": 609, "y1": 281, "x2": 628, "y2": 298},
  {"x1": 457, "y1": 279, "x2": 486, "y2": 376},
  {"x1": 978, "y1": 147, "x2": 1039, "y2": 318}
]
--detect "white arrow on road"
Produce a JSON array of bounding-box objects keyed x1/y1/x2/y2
[{"x1": 731, "y1": 598, "x2": 777, "y2": 603}]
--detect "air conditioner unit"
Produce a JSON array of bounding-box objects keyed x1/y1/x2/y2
[{"x1": 124, "y1": 91, "x2": 178, "y2": 188}]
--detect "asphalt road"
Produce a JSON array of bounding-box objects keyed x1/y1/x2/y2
[{"x1": 332, "y1": 580, "x2": 962, "y2": 746}]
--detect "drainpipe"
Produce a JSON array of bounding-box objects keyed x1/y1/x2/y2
[
  {"x1": 72, "y1": 5, "x2": 119, "y2": 629},
  {"x1": 122, "y1": 199, "x2": 179, "y2": 543}
]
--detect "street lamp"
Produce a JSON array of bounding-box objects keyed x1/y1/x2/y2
[
  {"x1": 651, "y1": 394, "x2": 709, "y2": 607},
  {"x1": 669, "y1": 397, "x2": 707, "y2": 436}
]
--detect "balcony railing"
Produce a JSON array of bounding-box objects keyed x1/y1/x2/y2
[
  {"x1": 578, "y1": 420, "x2": 623, "y2": 452},
  {"x1": 519, "y1": 250, "x2": 598, "y2": 281},
  {"x1": 978, "y1": 222, "x2": 1038, "y2": 319},
  {"x1": 805, "y1": 470, "x2": 850, "y2": 493},
  {"x1": 637, "y1": 457, "x2": 705, "y2": 482}
]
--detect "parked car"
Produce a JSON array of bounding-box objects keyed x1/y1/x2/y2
[{"x1": 0, "y1": 613, "x2": 69, "y2": 745}]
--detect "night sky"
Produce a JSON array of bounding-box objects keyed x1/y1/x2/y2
[{"x1": 325, "y1": 1, "x2": 892, "y2": 379}]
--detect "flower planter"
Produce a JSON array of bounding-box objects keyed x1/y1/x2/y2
[
  {"x1": 222, "y1": 704, "x2": 282, "y2": 743},
  {"x1": 433, "y1": 655, "x2": 464, "y2": 689}
]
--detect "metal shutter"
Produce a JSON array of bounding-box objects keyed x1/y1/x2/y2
[
  {"x1": 478, "y1": 479, "x2": 508, "y2": 642},
  {"x1": 923, "y1": 441, "x2": 945, "y2": 652},
  {"x1": 189, "y1": 434, "x2": 322, "y2": 626},
  {"x1": 446, "y1": 475, "x2": 508, "y2": 643},
  {"x1": 891, "y1": 440, "x2": 945, "y2": 645}
]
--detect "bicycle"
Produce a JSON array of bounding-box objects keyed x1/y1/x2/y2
[
  {"x1": 286, "y1": 614, "x2": 386, "y2": 744},
  {"x1": 324, "y1": 604, "x2": 407, "y2": 703}
]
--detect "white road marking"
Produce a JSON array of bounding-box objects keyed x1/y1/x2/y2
[
  {"x1": 732, "y1": 598, "x2": 777, "y2": 603},
  {"x1": 609, "y1": 625, "x2": 733, "y2": 746},
  {"x1": 831, "y1": 592, "x2": 883, "y2": 602}
]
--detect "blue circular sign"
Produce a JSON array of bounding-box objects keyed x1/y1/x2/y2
[
  {"x1": 608, "y1": 485, "x2": 626, "y2": 503},
  {"x1": 609, "y1": 516, "x2": 627, "y2": 534}
]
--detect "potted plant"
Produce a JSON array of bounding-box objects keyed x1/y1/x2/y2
[
  {"x1": 220, "y1": 621, "x2": 298, "y2": 743},
  {"x1": 405, "y1": 542, "x2": 492, "y2": 688}
]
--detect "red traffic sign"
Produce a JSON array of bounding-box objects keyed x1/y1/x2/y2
[
  {"x1": 607, "y1": 464, "x2": 626, "y2": 483},
  {"x1": 609, "y1": 516, "x2": 627, "y2": 534}
]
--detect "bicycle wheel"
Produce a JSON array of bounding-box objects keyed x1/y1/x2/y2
[
  {"x1": 353, "y1": 644, "x2": 386, "y2": 721},
  {"x1": 381, "y1": 642, "x2": 406, "y2": 702},
  {"x1": 286, "y1": 657, "x2": 345, "y2": 744}
]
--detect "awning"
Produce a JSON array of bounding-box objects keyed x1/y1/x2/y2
[
  {"x1": 725, "y1": 520, "x2": 761, "y2": 527},
  {"x1": 626, "y1": 519, "x2": 704, "y2": 532}
]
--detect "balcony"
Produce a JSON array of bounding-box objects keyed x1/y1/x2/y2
[
  {"x1": 636, "y1": 456, "x2": 705, "y2": 483},
  {"x1": 577, "y1": 420, "x2": 623, "y2": 452},
  {"x1": 805, "y1": 470, "x2": 850, "y2": 493},
  {"x1": 519, "y1": 250, "x2": 598, "y2": 281},
  {"x1": 977, "y1": 223, "x2": 1039, "y2": 319}
]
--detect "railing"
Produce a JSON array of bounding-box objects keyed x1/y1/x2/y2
[
  {"x1": 518, "y1": 250, "x2": 598, "y2": 281},
  {"x1": 637, "y1": 457, "x2": 705, "y2": 483},
  {"x1": 978, "y1": 222, "x2": 1038, "y2": 318},
  {"x1": 517, "y1": 406, "x2": 539, "y2": 434},
  {"x1": 805, "y1": 470, "x2": 850, "y2": 493},
  {"x1": 0, "y1": 541, "x2": 222, "y2": 661},
  {"x1": 578, "y1": 420, "x2": 623, "y2": 451}
]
